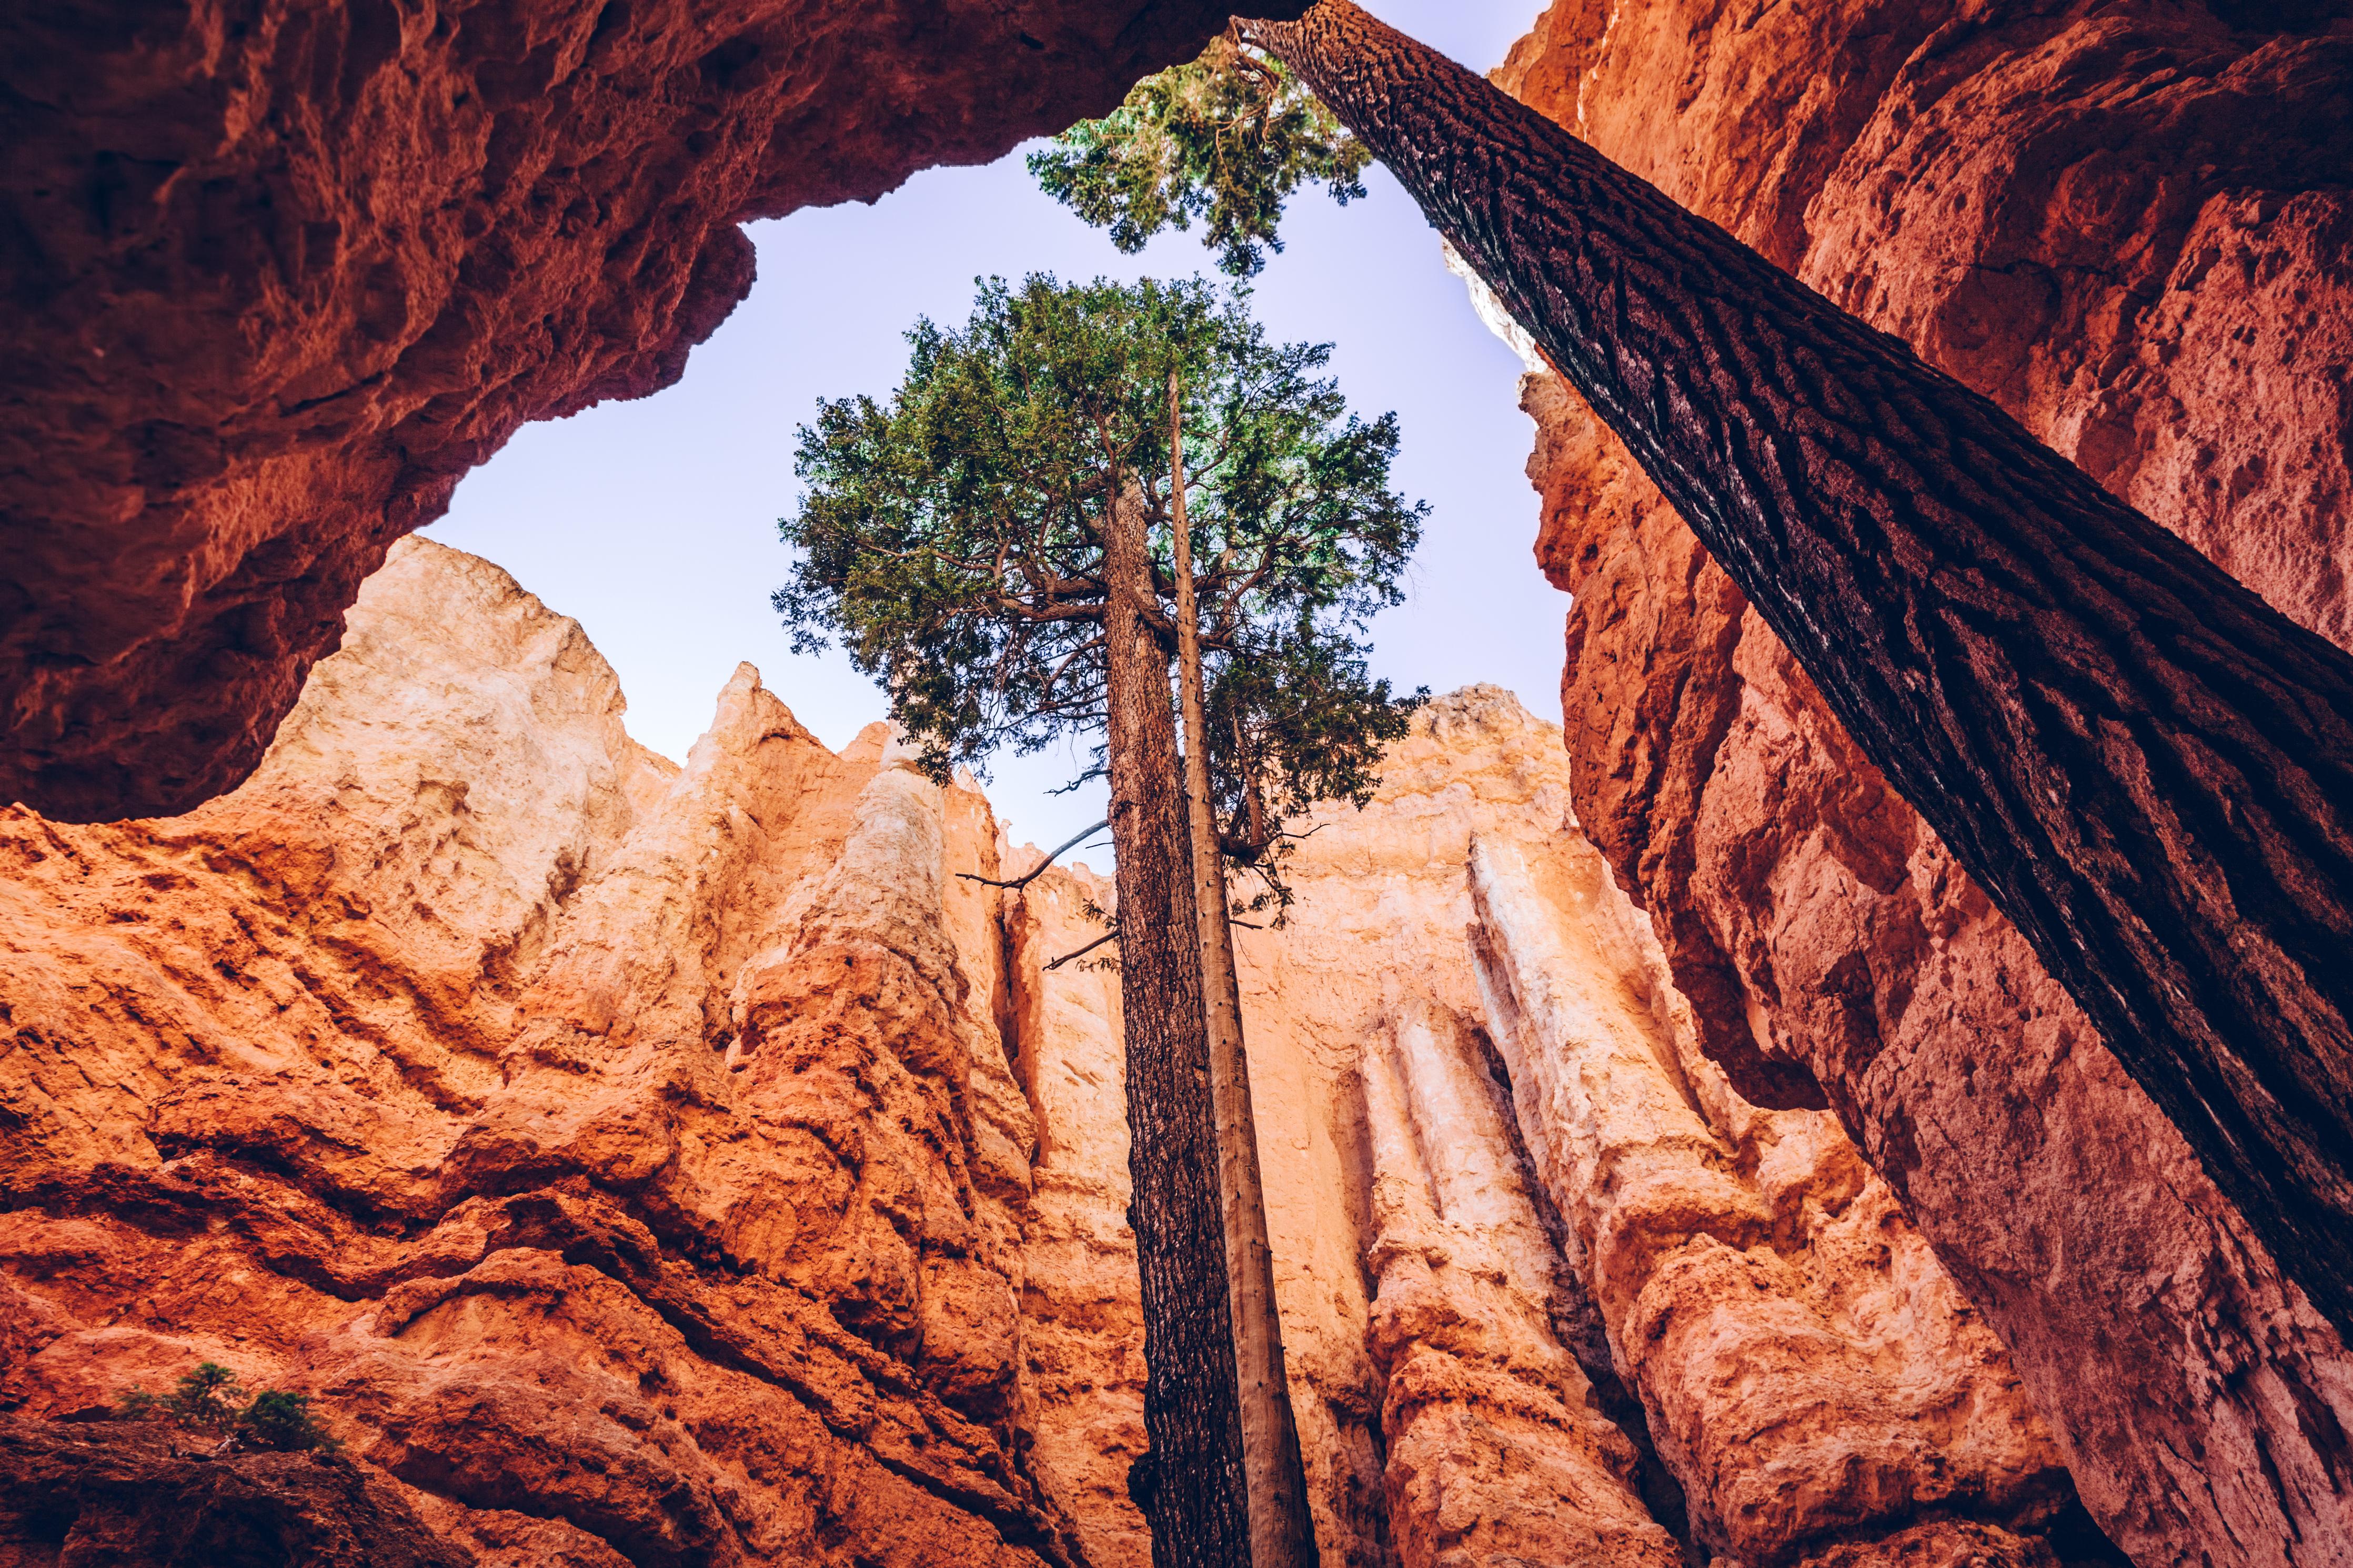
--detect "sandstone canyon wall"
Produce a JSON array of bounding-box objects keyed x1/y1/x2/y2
[
  {"x1": 2, "y1": 539, "x2": 1081, "y2": 1566},
  {"x1": 8, "y1": 4, "x2": 2351, "y2": 1564},
  {"x1": 1236, "y1": 689, "x2": 2088, "y2": 1566},
  {"x1": 2, "y1": 538, "x2": 2130, "y2": 1565},
  {"x1": 1486, "y1": 3, "x2": 2353, "y2": 1563},
  {"x1": 0, "y1": 0, "x2": 1305, "y2": 822}
]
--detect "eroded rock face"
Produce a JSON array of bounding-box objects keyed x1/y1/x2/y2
[
  {"x1": 1005, "y1": 861, "x2": 1153, "y2": 1568},
  {"x1": 1492, "y1": 3, "x2": 2353, "y2": 1561},
  {"x1": 1359, "y1": 999, "x2": 1681, "y2": 1568},
  {"x1": 1470, "y1": 835, "x2": 2075, "y2": 1567},
  {"x1": 0, "y1": 0, "x2": 1299, "y2": 822},
  {"x1": 1231, "y1": 687, "x2": 2090, "y2": 1567},
  {"x1": 1, "y1": 538, "x2": 1078, "y2": 1565},
  {"x1": 1, "y1": 559, "x2": 2125, "y2": 1565}
]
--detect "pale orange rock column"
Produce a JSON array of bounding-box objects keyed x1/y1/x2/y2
[{"x1": 1468, "y1": 835, "x2": 2076, "y2": 1566}]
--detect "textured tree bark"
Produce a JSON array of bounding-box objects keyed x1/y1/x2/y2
[
  {"x1": 1100, "y1": 476, "x2": 1252, "y2": 1568},
  {"x1": 1168, "y1": 373, "x2": 1319, "y2": 1568},
  {"x1": 1244, "y1": 0, "x2": 2353, "y2": 1340}
]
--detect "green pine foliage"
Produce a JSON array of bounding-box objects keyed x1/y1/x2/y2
[
  {"x1": 1206, "y1": 625, "x2": 1415, "y2": 921},
  {"x1": 1028, "y1": 34, "x2": 1369, "y2": 278},
  {"x1": 775, "y1": 273, "x2": 1424, "y2": 887},
  {"x1": 234, "y1": 1389, "x2": 341, "y2": 1453},
  {"x1": 114, "y1": 1362, "x2": 341, "y2": 1452},
  {"x1": 115, "y1": 1361, "x2": 245, "y2": 1434}
]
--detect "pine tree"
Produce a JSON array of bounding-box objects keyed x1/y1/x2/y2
[
  {"x1": 114, "y1": 1363, "x2": 340, "y2": 1452},
  {"x1": 776, "y1": 274, "x2": 1421, "y2": 1566}
]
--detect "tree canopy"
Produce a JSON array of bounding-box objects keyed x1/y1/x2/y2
[
  {"x1": 775, "y1": 273, "x2": 1424, "y2": 893},
  {"x1": 1028, "y1": 35, "x2": 1368, "y2": 278}
]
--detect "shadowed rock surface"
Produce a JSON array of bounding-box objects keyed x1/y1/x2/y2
[
  {"x1": 0, "y1": 0, "x2": 1303, "y2": 821},
  {"x1": 1486, "y1": 2, "x2": 2353, "y2": 1562},
  {"x1": 0, "y1": 1417, "x2": 471, "y2": 1568}
]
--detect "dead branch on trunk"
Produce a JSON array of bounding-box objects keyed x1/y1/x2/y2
[
  {"x1": 1045, "y1": 926, "x2": 1122, "y2": 972},
  {"x1": 958, "y1": 818, "x2": 1111, "y2": 891}
]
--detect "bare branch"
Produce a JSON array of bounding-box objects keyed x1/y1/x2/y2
[
  {"x1": 1038, "y1": 635, "x2": 1108, "y2": 699},
  {"x1": 1045, "y1": 926, "x2": 1121, "y2": 970},
  {"x1": 957, "y1": 818, "x2": 1111, "y2": 891},
  {"x1": 987, "y1": 595, "x2": 1106, "y2": 627}
]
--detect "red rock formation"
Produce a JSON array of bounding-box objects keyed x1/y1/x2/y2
[
  {"x1": 0, "y1": 0, "x2": 1301, "y2": 823},
  {"x1": 1005, "y1": 861, "x2": 1154, "y2": 1568},
  {"x1": 1467, "y1": 824, "x2": 2072, "y2": 1566},
  {"x1": 0, "y1": 539, "x2": 1081, "y2": 1564},
  {"x1": 2, "y1": 557, "x2": 2131, "y2": 1564},
  {"x1": 1359, "y1": 999, "x2": 1682, "y2": 1568},
  {"x1": 1490, "y1": 3, "x2": 2353, "y2": 1562},
  {"x1": 1222, "y1": 686, "x2": 2093, "y2": 1566}
]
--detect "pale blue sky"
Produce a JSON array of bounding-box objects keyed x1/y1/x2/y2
[{"x1": 427, "y1": 3, "x2": 1558, "y2": 859}]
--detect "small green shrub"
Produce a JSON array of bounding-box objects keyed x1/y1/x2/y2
[
  {"x1": 115, "y1": 1361, "x2": 244, "y2": 1434},
  {"x1": 233, "y1": 1389, "x2": 340, "y2": 1453},
  {"x1": 114, "y1": 1362, "x2": 340, "y2": 1452}
]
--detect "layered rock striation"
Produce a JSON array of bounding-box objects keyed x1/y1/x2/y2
[
  {"x1": 1489, "y1": 3, "x2": 2353, "y2": 1562},
  {"x1": 1470, "y1": 836, "x2": 2079, "y2": 1567},
  {"x1": 1191, "y1": 685, "x2": 2096, "y2": 1566},
  {"x1": 1005, "y1": 860, "x2": 1154, "y2": 1568},
  {"x1": 1358, "y1": 999, "x2": 1681, "y2": 1568},
  {"x1": 1, "y1": 540, "x2": 2131, "y2": 1565},
  {"x1": 0, "y1": 0, "x2": 1302, "y2": 822}
]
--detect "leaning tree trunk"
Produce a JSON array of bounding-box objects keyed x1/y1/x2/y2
[
  {"x1": 1100, "y1": 474, "x2": 1252, "y2": 1567},
  {"x1": 1244, "y1": 0, "x2": 2353, "y2": 1340},
  {"x1": 1169, "y1": 372, "x2": 1319, "y2": 1568}
]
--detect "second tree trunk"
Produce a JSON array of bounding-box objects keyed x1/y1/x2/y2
[{"x1": 1169, "y1": 371, "x2": 1320, "y2": 1567}]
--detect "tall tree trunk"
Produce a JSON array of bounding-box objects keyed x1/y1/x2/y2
[
  {"x1": 1244, "y1": 0, "x2": 2353, "y2": 1340},
  {"x1": 1169, "y1": 371, "x2": 1319, "y2": 1568},
  {"x1": 1100, "y1": 474, "x2": 1252, "y2": 1568}
]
